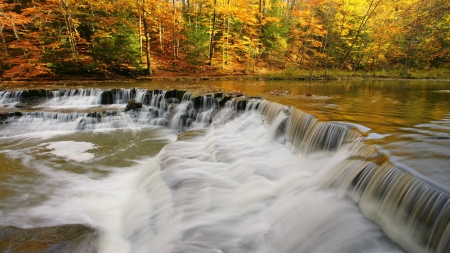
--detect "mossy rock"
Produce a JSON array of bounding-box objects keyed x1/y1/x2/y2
[
  {"x1": 0, "y1": 224, "x2": 97, "y2": 253},
  {"x1": 125, "y1": 99, "x2": 143, "y2": 111}
]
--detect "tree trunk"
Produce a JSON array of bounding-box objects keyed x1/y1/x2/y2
[
  {"x1": 208, "y1": 0, "x2": 217, "y2": 66},
  {"x1": 159, "y1": 21, "x2": 164, "y2": 52},
  {"x1": 0, "y1": 24, "x2": 8, "y2": 58},
  {"x1": 59, "y1": 0, "x2": 79, "y2": 62},
  {"x1": 339, "y1": 0, "x2": 380, "y2": 69},
  {"x1": 139, "y1": 15, "x2": 143, "y2": 63},
  {"x1": 141, "y1": 1, "x2": 152, "y2": 76},
  {"x1": 259, "y1": 0, "x2": 263, "y2": 37},
  {"x1": 323, "y1": 32, "x2": 329, "y2": 76},
  {"x1": 372, "y1": 42, "x2": 381, "y2": 76},
  {"x1": 222, "y1": 17, "x2": 226, "y2": 69},
  {"x1": 402, "y1": 42, "x2": 411, "y2": 76},
  {"x1": 172, "y1": 0, "x2": 177, "y2": 65}
]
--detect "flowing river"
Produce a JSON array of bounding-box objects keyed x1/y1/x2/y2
[{"x1": 0, "y1": 79, "x2": 449, "y2": 253}]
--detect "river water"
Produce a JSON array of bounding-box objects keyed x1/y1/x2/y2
[{"x1": 0, "y1": 79, "x2": 449, "y2": 253}]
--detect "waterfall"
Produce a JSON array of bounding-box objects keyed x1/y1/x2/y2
[
  {"x1": 0, "y1": 88, "x2": 448, "y2": 253},
  {"x1": 182, "y1": 92, "x2": 191, "y2": 102},
  {"x1": 258, "y1": 100, "x2": 288, "y2": 125},
  {"x1": 170, "y1": 93, "x2": 193, "y2": 132},
  {"x1": 0, "y1": 91, "x2": 23, "y2": 107},
  {"x1": 197, "y1": 95, "x2": 216, "y2": 124},
  {"x1": 255, "y1": 100, "x2": 450, "y2": 253},
  {"x1": 1, "y1": 109, "x2": 167, "y2": 134},
  {"x1": 213, "y1": 100, "x2": 234, "y2": 124},
  {"x1": 257, "y1": 101, "x2": 361, "y2": 155},
  {"x1": 114, "y1": 88, "x2": 132, "y2": 104},
  {"x1": 114, "y1": 108, "x2": 402, "y2": 253},
  {"x1": 41, "y1": 88, "x2": 104, "y2": 108},
  {"x1": 323, "y1": 159, "x2": 450, "y2": 253}
]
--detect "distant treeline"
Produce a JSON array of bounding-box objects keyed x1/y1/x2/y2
[{"x1": 0, "y1": 0, "x2": 449, "y2": 78}]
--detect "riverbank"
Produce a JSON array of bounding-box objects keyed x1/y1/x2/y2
[{"x1": 1, "y1": 67, "x2": 450, "y2": 88}]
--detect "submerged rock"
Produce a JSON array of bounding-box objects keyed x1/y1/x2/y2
[
  {"x1": 86, "y1": 112, "x2": 102, "y2": 119},
  {"x1": 100, "y1": 91, "x2": 114, "y2": 105},
  {"x1": 20, "y1": 89, "x2": 49, "y2": 98},
  {"x1": 177, "y1": 129, "x2": 208, "y2": 141},
  {"x1": 0, "y1": 112, "x2": 23, "y2": 123},
  {"x1": 125, "y1": 99, "x2": 143, "y2": 111},
  {"x1": 0, "y1": 224, "x2": 98, "y2": 253}
]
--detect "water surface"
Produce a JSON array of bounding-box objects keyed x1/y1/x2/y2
[{"x1": 0, "y1": 79, "x2": 449, "y2": 252}]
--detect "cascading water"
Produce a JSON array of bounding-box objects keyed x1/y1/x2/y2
[
  {"x1": 134, "y1": 89, "x2": 148, "y2": 104},
  {"x1": 257, "y1": 101, "x2": 450, "y2": 253},
  {"x1": 41, "y1": 88, "x2": 104, "y2": 108},
  {"x1": 192, "y1": 94, "x2": 216, "y2": 127},
  {"x1": 170, "y1": 93, "x2": 194, "y2": 132},
  {"x1": 0, "y1": 87, "x2": 448, "y2": 253},
  {"x1": 0, "y1": 91, "x2": 23, "y2": 108}
]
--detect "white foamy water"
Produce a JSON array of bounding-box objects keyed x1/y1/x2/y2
[
  {"x1": 0, "y1": 109, "x2": 401, "y2": 253},
  {"x1": 109, "y1": 111, "x2": 401, "y2": 253},
  {"x1": 0, "y1": 91, "x2": 22, "y2": 108},
  {"x1": 2, "y1": 81, "x2": 449, "y2": 253},
  {"x1": 45, "y1": 141, "x2": 97, "y2": 162},
  {"x1": 39, "y1": 89, "x2": 104, "y2": 108}
]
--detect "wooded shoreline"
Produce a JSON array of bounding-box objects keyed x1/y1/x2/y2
[
  {"x1": 1, "y1": 0, "x2": 449, "y2": 81},
  {"x1": 1, "y1": 71, "x2": 450, "y2": 89}
]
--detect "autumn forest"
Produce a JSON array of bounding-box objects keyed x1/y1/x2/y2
[{"x1": 0, "y1": 0, "x2": 449, "y2": 79}]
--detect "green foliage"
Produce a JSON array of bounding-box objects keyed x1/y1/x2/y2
[
  {"x1": 184, "y1": 22, "x2": 210, "y2": 65},
  {"x1": 260, "y1": 5, "x2": 289, "y2": 52},
  {"x1": 92, "y1": 24, "x2": 141, "y2": 73},
  {"x1": 260, "y1": 5, "x2": 289, "y2": 68}
]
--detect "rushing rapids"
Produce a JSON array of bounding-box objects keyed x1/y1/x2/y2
[{"x1": 0, "y1": 87, "x2": 448, "y2": 253}]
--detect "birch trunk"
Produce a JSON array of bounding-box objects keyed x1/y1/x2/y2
[{"x1": 59, "y1": 0, "x2": 79, "y2": 62}]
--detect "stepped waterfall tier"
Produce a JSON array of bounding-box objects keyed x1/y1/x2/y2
[{"x1": 0, "y1": 87, "x2": 449, "y2": 253}]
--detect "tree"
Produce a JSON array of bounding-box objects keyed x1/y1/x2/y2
[
  {"x1": 138, "y1": 0, "x2": 153, "y2": 75},
  {"x1": 338, "y1": 0, "x2": 381, "y2": 70}
]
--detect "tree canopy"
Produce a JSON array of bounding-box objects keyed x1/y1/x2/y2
[{"x1": 0, "y1": 0, "x2": 449, "y2": 78}]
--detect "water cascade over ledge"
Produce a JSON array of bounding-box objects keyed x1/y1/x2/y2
[{"x1": 0, "y1": 87, "x2": 448, "y2": 253}]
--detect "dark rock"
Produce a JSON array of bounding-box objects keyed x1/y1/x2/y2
[
  {"x1": 17, "y1": 94, "x2": 49, "y2": 108},
  {"x1": 192, "y1": 96, "x2": 202, "y2": 109},
  {"x1": 130, "y1": 88, "x2": 137, "y2": 100},
  {"x1": 0, "y1": 112, "x2": 22, "y2": 123},
  {"x1": 101, "y1": 91, "x2": 114, "y2": 105},
  {"x1": 166, "y1": 98, "x2": 180, "y2": 104},
  {"x1": 153, "y1": 89, "x2": 163, "y2": 95},
  {"x1": 14, "y1": 103, "x2": 28, "y2": 108},
  {"x1": 164, "y1": 89, "x2": 177, "y2": 99},
  {"x1": 234, "y1": 98, "x2": 247, "y2": 111},
  {"x1": 143, "y1": 91, "x2": 151, "y2": 105},
  {"x1": 0, "y1": 224, "x2": 98, "y2": 253},
  {"x1": 20, "y1": 89, "x2": 49, "y2": 98},
  {"x1": 86, "y1": 112, "x2": 101, "y2": 119},
  {"x1": 176, "y1": 90, "x2": 186, "y2": 101},
  {"x1": 125, "y1": 99, "x2": 143, "y2": 111},
  {"x1": 219, "y1": 96, "x2": 232, "y2": 107},
  {"x1": 0, "y1": 113, "x2": 8, "y2": 122}
]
